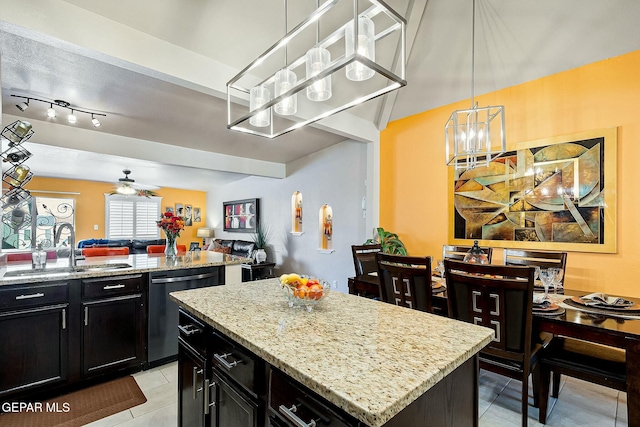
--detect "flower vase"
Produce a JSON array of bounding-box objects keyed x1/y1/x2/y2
[
  {"x1": 165, "y1": 235, "x2": 178, "y2": 258},
  {"x1": 255, "y1": 248, "x2": 267, "y2": 264}
]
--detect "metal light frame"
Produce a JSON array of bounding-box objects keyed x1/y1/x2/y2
[
  {"x1": 445, "y1": 0, "x2": 506, "y2": 171},
  {"x1": 227, "y1": 0, "x2": 406, "y2": 138}
]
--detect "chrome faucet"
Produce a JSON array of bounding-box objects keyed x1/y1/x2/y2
[{"x1": 54, "y1": 222, "x2": 76, "y2": 267}]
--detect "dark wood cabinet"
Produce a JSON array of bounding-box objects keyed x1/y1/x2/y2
[
  {"x1": 82, "y1": 294, "x2": 145, "y2": 376},
  {"x1": 0, "y1": 281, "x2": 70, "y2": 398},
  {"x1": 179, "y1": 338, "x2": 207, "y2": 427},
  {"x1": 80, "y1": 274, "x2": 146, "y2": 377},
  {"x1": 209, "y1": 369, "x2": 259, "y2": 427},
  {"x1": 0, "y1": 303, "x2": 68, "y2": 397}
]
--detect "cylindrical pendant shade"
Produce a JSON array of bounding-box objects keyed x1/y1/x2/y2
[
  {"x1": 274, "y1": 68, "x2": 298, "y2": 116},
  {"x1": 346, "y1": 16, "x2": 375, "y2": 81},
  {"x1": 306, "y1": 47, "x2": 332, "y2": 101},
  {"x1": 249, "y1": 85, "x2": 271, "y2": 127}
]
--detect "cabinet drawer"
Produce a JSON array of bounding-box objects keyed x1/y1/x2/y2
[
  {"x1": 0, "y1": 282, "x2": 68, "y2": 310},
  {"x1": 82, "y1": 274, "x2": 143, "y2": 299},
  {"x1": 269, "y1": 370, "x2": 357, "y2": 427},
  {"x1": 211, "y1": 332, "x2": 263, "y2": 396},
  {"x1": 178, "y1": 309, "x2": 207, "y2": 355}
]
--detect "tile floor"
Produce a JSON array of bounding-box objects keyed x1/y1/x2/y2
[{"x1": 86, "y1": 362, "x2": 628, "y2": 426}]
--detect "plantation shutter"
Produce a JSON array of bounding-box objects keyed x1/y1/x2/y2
[{"x1": 105, "y1": 195, "x2": 161, "y2": 240}]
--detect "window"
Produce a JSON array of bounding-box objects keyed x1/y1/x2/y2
[{"x1": 105, "y1": 195, "x2": 161, "y2": 240}]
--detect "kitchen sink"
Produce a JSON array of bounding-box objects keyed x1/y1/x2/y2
[{"x1": 3, "y1": 263, "x2": 132, "y2": 277}]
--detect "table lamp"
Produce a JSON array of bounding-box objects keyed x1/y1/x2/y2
[{"x1": 197, "y1": 228, "x2": 215, "y2": 246}]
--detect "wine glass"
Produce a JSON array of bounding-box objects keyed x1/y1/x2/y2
[
  {"x1": 550, "y1": 267, "x2": 564, "y2": 294},
  {"x1": 539, "y1": 268, "x2": 557, "y2": 300},
  {"x1": 435, "y1": 260, "x2": 445, "y2": 278}
]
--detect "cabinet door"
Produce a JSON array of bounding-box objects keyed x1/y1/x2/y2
[
  {"x1": 0, "y1": 304, "x2": 68, "y2": 396},
  {"x1": 82, "y1": 294, "x2": 145, "y2": 376},
  {"x1": 178, "y1": 339, "x2": 206, "y2": 427},
  {"x1": 209, "y1": 369, "x2": 259, "y2": 427}
]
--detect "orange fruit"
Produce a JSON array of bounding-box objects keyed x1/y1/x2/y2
[
  {"x1": 295, "y1": 287, "x2": 309, "y2": 299},
  {"x1": 308, "y1": 284, "x2": 323, "y2": 300}
]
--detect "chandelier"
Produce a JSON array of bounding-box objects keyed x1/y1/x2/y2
[
  {"x1": 445, "y1": 0, "x2": 505, "y2": 171},
  {"x1": 227, "y1": 0, "x2": 406, "y2": 138}
]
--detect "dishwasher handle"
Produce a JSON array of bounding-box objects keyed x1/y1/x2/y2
[{"x1": 151, "y1": 272, "x2": 218, "y2": 284}]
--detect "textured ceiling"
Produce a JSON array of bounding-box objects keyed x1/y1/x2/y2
[{"x1": 1, "y1": 0, "x2": 640, "y2": 189}]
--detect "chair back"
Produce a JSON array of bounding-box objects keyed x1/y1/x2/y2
[
  {"x1": 147, "y1": 245, "x2": 165, "y2": 254},
  {"x1": 351, "y1": 244, "x2": 382, "y2": 276},
  {"x1": 442, "y1": 244, "x2": 493, "y2": 262},
  {"x1": 82, "y1": 247, "x2": 130, "y2": 257},
  {"x1": 376, "y1": 253, "x2": 433, "y2": 313},
  {"x1": 503, "y1": 249, "x2": 567, "y2": 285},
  {"x1": 444, "y1": 259, "x2": 535, "y2": 364}
]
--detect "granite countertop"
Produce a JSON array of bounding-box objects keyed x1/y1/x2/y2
[
  {"x1": 0, "y1": 251, "x2": 248, "y2": 285},
  {"x1": 171, "y1": 279, "x2": 493, "y2": 427}
]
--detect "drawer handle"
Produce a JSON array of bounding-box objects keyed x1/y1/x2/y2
[
  {"x1": 103, "y1": 284, "x2": 125, "y2": 290},
  {"x1": 204, "y1": 379, "x2": 216, "y2": 415},
  {"x1": 178, "y1": 324, "x2": 202, "y2": 336},
  {"x1": 15, "y1": 292, "x2": 45, "y2": 300},
  {"x1": 193, "y1": 368, "x2": 203, "y2": 400},
  {"x1": 279, "y1": 404, "x2": 317, "y2": 427},
  {"x1": 214, "y1": 352, "x2": 242, "y2": 370}
]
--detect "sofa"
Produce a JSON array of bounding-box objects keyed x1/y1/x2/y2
[
  {"x1": 208, "y1": 239, "x2": 257, "y2": 260},
  {"x1": 77, "y1": 238, "x2": 166, "y2": 254}
]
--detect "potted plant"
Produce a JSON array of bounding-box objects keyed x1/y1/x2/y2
[
  {"x1": 365, "y1": 227, "x2": 407, "y2": 255},
  {"x1": 252, "y1": 222, "x2": 271, "y2": 263}
]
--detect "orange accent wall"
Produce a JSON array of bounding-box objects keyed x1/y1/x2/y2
[
  {"x1": 381, "y1": 49, "x2": 640, "y2": 297},
  {"x1": 26, "y1": 177, "x2": 207, "y2": 248}
]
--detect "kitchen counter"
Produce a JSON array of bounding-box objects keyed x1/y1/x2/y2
[
  {"x1": 0, "y1": 251, "x2": 248, "y2": 285},
  {"x1": 171, "y1": 278, "x2": 493, "y2": 427}
]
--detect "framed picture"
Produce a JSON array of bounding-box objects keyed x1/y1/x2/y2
[
  {"x1": 175, "y1": 203, "x2": 184, "y2": 217},
  {"x1": 165, "y1": 206, "x2": 174, "y2": 214},
  {"x1": 223, "y1": 198, "x2": 259, "y2": 233},
  {"x1": 449, "y1": 128, "x2": 617, "y2": 253},
  {"x1": 185, "y1": 205, "x2": 193, "y2": 226},
  {"x1": 194, "y1": 207, "x2": 201, "y2": 222},
  {"x1": 189, "y1": 242, "x2": 200, "y2": 251}
]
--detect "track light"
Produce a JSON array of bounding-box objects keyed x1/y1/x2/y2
[
  {"x1": 11, "y1": 95, "x2": 106, "y2": 127},
  {"x1": 47, "y1": 104, "x2": 56, "y2": 118},
  {"x1": 16, "y1": 99, "x2": 29, "y2": 112}
]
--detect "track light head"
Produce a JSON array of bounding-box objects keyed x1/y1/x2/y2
[
  {"x1": 68, "y1": 111, "x2": 77, "y2": 124},
  {"x1": 91, "y1": 115, "x2": 101, "y2": 127},
  {"x1": 16, "y1": 100, "x2": 29, "y2": 112},
  {"x1": 47, "y1": 104, "x2": 57, "y2": 118}
]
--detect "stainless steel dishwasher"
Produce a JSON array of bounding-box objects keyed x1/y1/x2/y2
[{"x1": 148, "y1": 266, "x2": 224, "y2": 367}]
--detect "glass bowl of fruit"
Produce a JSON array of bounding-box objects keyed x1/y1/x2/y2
[{"x1": 279, "y1": 273, "x2": 330, "y2": 311}]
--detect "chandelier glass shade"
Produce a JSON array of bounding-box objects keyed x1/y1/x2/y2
[{"x1": 227, "y1": 0, "x2": 406, "y2": 139}]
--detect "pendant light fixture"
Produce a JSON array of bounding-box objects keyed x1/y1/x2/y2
[
  {"x1": 445, "y1": 0, "x2": 505, "y2": 171},
  {"x1": 345, "y1": 15, "x2": 375, "y2": 81},
  {"x1": 274, "y1": 0, "x2": 298, "y2": 116},
  {"x1": 306, "y1": 0, "x2": 332, "y2": 102},
  {"x1": 227, "y1": 0, "x2": 406, "y2": 139}
]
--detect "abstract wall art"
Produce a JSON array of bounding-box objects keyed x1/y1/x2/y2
[{"x1": 449, "y1": 128, "x2": 617, "y2": 253}]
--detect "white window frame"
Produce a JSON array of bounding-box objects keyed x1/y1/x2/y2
[{"x1": 104, "y1": 194, "x2": 162, "y2": 240}]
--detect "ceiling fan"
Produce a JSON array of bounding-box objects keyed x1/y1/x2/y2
[{"x1": 112, "y1": 169, "x2": 159, "y2": 196}]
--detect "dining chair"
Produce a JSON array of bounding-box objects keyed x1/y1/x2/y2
[
  {"x1": 82, "y1": 247, "x2": 130, "y2": 257},
  {"x1": 503, "y1": 248, "x2": 567, "y2": 286},
  {"x1": 537, "y1": 337, "x2": 626, "y2": 423},
  {"x1": 376, "y1": 252, "x2": 434, "y2": 313},
  {"x1": 442, "y1": 244, "x2": 493, "y2": 262},
  {"x1": 444, "y1": 259, "x2": 544, "y2": 427},
  {"x1": 350, "y1": 244, "x2": 382, "y2": 298}
]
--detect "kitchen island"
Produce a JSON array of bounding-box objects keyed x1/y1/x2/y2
[{"x1": 171, "y1": 278, "x2": 493, "y2": 427}]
